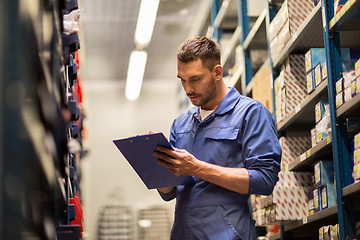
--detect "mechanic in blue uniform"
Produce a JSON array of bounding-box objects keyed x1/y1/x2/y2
[{"x1": 153, "y1": 36, "x2": 281, "y2": 240}]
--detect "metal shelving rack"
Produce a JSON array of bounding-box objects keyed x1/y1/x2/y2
[
  {"x1": 204, "y1": 0, "x2": 360, "y2": 239},
  {"x1": 0, "y1": 0, "x2": 85, "y2": 239}
]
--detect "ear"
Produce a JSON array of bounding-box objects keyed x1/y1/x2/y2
[{"x1": 213, "y1": 64, "x2": 223, "y2": 80}]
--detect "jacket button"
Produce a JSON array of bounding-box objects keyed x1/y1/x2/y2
[{"x1": 249, "y1": 173, "x2": 253, "y2": 177}]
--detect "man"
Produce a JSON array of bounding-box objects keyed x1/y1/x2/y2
[{"x1": 153, "y1": 36, "x2": 281, "y2": 240}]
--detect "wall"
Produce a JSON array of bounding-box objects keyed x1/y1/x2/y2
[{"x1": 82, "y1": 79, "x2": 179, "y2": 239}]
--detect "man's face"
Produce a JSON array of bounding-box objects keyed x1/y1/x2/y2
[{"x1": 177, "y1": 58, "x2": 217, "y2": 110}]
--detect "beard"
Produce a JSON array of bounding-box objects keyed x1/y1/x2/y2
[{"x1": 187, "y1": 76, "x2": 217, "y2": 108}]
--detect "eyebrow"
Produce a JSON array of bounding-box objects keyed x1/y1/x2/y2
[{"x1": 177, "y1": 74, "x2": 203, "y2": 80}]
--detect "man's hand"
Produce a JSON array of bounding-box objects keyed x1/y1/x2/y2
[
  {"x1": 153, "y1": 146, "x2": 201, "y2": 177},
  {"x1": 154, "y1": 146, "x2": 249, "y2": 194}
]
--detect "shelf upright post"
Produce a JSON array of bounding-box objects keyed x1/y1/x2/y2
[
  {"x1": 265, "y1": 0, "x2": 279, "y2": 124},
  {"x1": 211, "y1": 0, "x2": 222, "y2": 43},
  {"x1": 321, "y1": 0, "x2": 355, "y2": 238},
  {"x1": 237, "y1": 0, "x2": 252, "y2": 87}
]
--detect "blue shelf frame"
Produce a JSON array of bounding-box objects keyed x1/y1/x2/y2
[
  {"x1": 237, "y1": 0, "x2": 253, "y2": 86},
  {"x1": 321, "y1": 0, "x2": 356, "y2": 238}
]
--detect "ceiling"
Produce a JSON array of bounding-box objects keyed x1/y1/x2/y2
[{"x1": 80, "y1": 0, "x2": 204, "y2": 83}]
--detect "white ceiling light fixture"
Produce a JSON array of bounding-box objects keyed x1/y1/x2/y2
[
  {"x1": 134, "y1": 0, "x2": 160, "y2": 48},
  {"x1": 125, "y1": 50, "x2": 148, "y2": 101}
]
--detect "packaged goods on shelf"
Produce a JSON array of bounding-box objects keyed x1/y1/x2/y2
[
  {"x1": 320, "y1": 183, "x2": 336, "y2": 209},
  {"x1": 353, "y1": 163, "x2": 360, "y2": 180},
  {"x1": 336, "y1": 78, "x2": 343, "y2": 94},
  {"x1": 313, "y1": 160, "x2": 334, "y2": 188},
  {"x1": 334, "y1": 0, "x2": 347, "y2": 15},
  {"x1": 273, "y1": 186, "x2": 310, "y2": 220},
  {"x1": 311, "y1": 128, "x2": 317, "y2": 147},
  {"x1": 306, "y1": 48, "x2": 326, "y2": 73},
  {"x1": 351, "y1": 77, "x2": 357, "y2": 97},
  {"x1": 307, "y1": 69, "x2": 316, "y2": 94},
  {"x1": 274, "y1": 55, "x2": 307, "y2": 122},
  {"x1": 313, "y1": 187, "x2": 321, "y2": 213},
  {"x1": 279, "y1": 136, "x2": 311, "y2": 170},
  {"x1": 357, "y1": 77, "x2": 360, "y2": 95},
  {"x1": 331, "y1": 224, "x2": 340, "y2": 240},
  {"x1": 315, "y1": 63, "x2": 323, "y2": 86},
  {"x1": 308, "y1": 192, "x2": 315, "y2": 215},
  {"x1": 315, "y1": 100, "x2": 329, "y2": 123},
  {"x1": 344, "y1": 71, "x2": 356, "y2": 89},
  {"x1": 344, "y1": 87, "x2": 352, "y2": 102},
  {"x1": 335, "y1": 92, "x2": 344, "y2": 109},
  {"x1": 319, "y1": 225, "x2": 332, "y2": 240},
  {"x1": 322, "y1": 63, "x2": 328, "y2": 81},
  {"x1": 277, "y1": 171, "x2": 313, "y2": 188},
  {"x1": 354, "y1": 132, "x2": 360, "y2": 150},
  {"x1": 269, "y1": 0, "x2": 314, "y2": 61},
  {"x1": 355, "y1": 59, "x2": 360, "y2": 76}
]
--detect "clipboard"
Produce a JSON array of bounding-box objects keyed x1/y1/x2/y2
[{"x1": 113, "y1": 133, "x2": 194, "y2": 189}]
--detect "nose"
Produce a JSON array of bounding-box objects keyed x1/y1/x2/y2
[{"x1": 182, "y1": 81, "x2": 194, "y2": 95}]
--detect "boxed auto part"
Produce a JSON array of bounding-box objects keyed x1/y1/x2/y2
[{"x1": 313, "y1": 160, "x2": 334, "y2": 188}]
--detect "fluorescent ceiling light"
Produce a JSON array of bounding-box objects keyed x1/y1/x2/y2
[
  {"x1": 134, "y1": 0, "x2": 160, "y2": 48},
  {"x1": 125, "y1": 50, "x2": 148, "y2": 101}
]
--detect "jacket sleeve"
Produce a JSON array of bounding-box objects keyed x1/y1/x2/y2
[
  {"x1": 157, "y1": 120, "x2": 178, "y2": 201},
  {"x1": 241, "y1": 102, "x2": 282, "y2": 195}
]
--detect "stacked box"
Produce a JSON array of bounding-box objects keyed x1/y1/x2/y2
[
  {"x1": 314, "y1": 63, "x2": 323, "y2": 86},
  {"x1": 331, "y1": 224, "x2": 340, "y2": 240},
  {"x1": 311, "y1": 128, "x2": 317, "y2": 147},
  {"x1": 356, "y1": 59, "x2": 360, "y2": 95},
  {"x1": 277, "y1": 171, "x2": 313, "y2": 188},
  {"x1": 274, "y1": 55, "x2": 307, "y2": 122},
  {"x1": 315, "y1": 100, "x2": 329, "y2": 123},
  {"x1": 314, "y1": 160, "x2": 334, "y2": 188},
  {"x1": 269, "y1": 0, "x2": 314, "y2": 61},
  {"x1": 321, "y1": 184, "x2": 336, "y2": 209},
  {"x1": 336, "y1": 78, "x2": 344, "y2": 109},
  {"x1": 279, "y1": 136, "x2": 311, "y2": 170},
  {"x1": 307, "y1": 69, "x2": 316, "y2": 94},
  {"x1": 272, "y1": 186, "x2": 310, "y2": 220},
  {"x1": 313, "y1": 188, "x2": 321, "y2": 213},
  {"x1": 305, "y1": 48, "x2": 326, "y2": 73},
  {"x1": 353, "y1": 132, "x2": 360, "y2": 181}
]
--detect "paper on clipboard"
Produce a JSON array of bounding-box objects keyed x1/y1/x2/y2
[{"x1": 113, "y1": 133, "x2": 194, "y2": 189}]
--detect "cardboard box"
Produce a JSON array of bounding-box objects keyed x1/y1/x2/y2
[
  {"x1": 353, "y1": 163, "x2": 360, "y2": 180},
  {"x1": 355, "y1": 59, "x2": 360, "y2": 76},
  {"x1": 277, "y1": 171, "x2": 313, "y2": 188},
  {"x1": 317, "y1": 130, "x2": 329, "y2": 144},
  {"x1": 315, "y1": 100, "x2": 329, "y2": 123},
  {"x1": 314, "y1": 160, "x2": 334, "y2": 188},
  {"x1": 313, "y1": 188, "x2": 321, "y2": 213},
  {"x1": 344, "y1": 87, "x2": 352, "y2": 102},
  {"x1": 252, "y1": 64, "x2": 273, "y2": 113},
  {"x1": 322, "y1": 63, "x2": 328, "y2": 81},
  {"x1": 351, "y1": 77, "x2": 357, "y2": 97},
  {"x1": 354, "y1": 132, "x2": 360, "y2": 150},
  {"x1": 321, "y1": 184, "x2": 336, "y2": 209},
  {"x1": 344, "y1": 71, "x2": 356, "y2": 89},
  {"x1": 279, "y1": 136, "x2": 311, "y2": 170},
  {"x1": 315, "y1": 63, "x2": 322, "y2": 86},
  {"x1": 357, "y1": 77, "x2": 360, "y2": 95},
  {"x1": 305, "y1": 48, "x2": 326, "y2": 73},
  {"x1": 336, "y1": 78, "x2": 343, "y2": 94},
  {"x1": 307, "y1": 70, "x2": 315, "y2": 94},
  {"x1": 330, "y1": 224, "x2": 340, "y2": 240},
  {"x1": 336, "y1": 92, "x2": 344, "y2": 109},
  {"x1": 311, "y1": 127, "x2": 317, "y2": 147}
]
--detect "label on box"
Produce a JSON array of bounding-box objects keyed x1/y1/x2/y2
[
  {"x1": 355, "y1": 59, "x2": 360, "y2": 76},
  {"x1": 351, "y1": 79, "x2": 357, "y2": 97},
  {"x1": 357, "y1": 77, "x2": 360, "y2": 94},
  {"x1": 311, "y1": 128, "x2": 317, "y2": 147},
  {"x1": 322, "y1": 63, "x2": 328, "y2": 80},
  {"x1": 307, "y1": 71, "x2": 314, "y2": 94},
  {"x1": 354, "y1": 149, "x2": 360, "y2": 165},
  {"x1": 354, "y1": 133, "x2": 360, "y2": 150},
  {"x1": 315, "y1": 64, "x2": 322, "y2": 86},
  {"x1": 336, "y1": 92, "x2": 344, "y2": 109},
  {"x1": 336, "y1": 78, "x2": 343, "y2": 94},
  {"x1": 322, "y1": 186, "x2": 328, "y2": 209},
  {"x1": 344, "y1": 87, "x2": 352, "y2": 102}
]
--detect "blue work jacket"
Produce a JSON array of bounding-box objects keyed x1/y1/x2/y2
[{"x1": 159, "y1": 87, "x2": 281, "y2": 240}]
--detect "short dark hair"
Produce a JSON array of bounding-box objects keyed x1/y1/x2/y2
[{"x1": 177, "y1": 36, "x2": 221, "y2": 71}]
